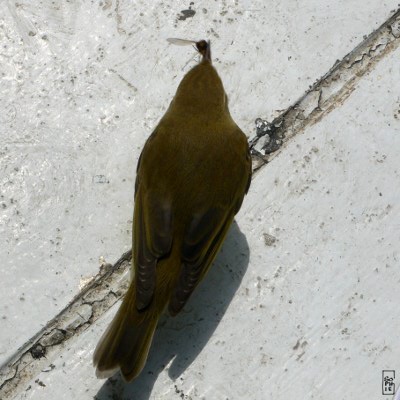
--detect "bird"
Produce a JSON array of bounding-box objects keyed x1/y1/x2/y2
[{"x1": 93, "y1": 39, "x2": 252, "y2": 382}]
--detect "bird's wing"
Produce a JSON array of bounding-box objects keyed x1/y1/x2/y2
[
  {"x1": 133, "y1": 193, "x2": 173, "y2": 311},
  {"x1": 134, "y1": 128, "x2": 158, "y2": 196},
  {"x1": 168, "y1": 207, "x2": 235, "y2": 316},
  {"x1": 234, "y1": 145, "x2": 252, "y2": 213},
  {"x1": 168, "y1": 132, "x2": 252, "y2": 316}
]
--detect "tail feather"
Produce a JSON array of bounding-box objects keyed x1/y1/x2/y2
[{"x1": 93, "y1": 286, "x2": 159, "y2": 382}]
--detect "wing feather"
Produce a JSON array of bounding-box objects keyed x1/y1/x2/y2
[
  {"x1": 168, "y1": 209, "x2": 234, "y2": 316},
  {"x1": 134, "y1": 193, "x2": 173, "y2": 311}
]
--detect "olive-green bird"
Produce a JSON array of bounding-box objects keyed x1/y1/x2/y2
[{"x1": 93, "y1": 40, "x2": 252, "y2": 382}]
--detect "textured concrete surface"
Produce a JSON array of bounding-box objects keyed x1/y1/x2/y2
[
  {"x1": 7, "y1": 35, "x2": 400, "y2": 400},
  {"x1": 1, "y1": 0, "x2": 400, "y2": 399}
]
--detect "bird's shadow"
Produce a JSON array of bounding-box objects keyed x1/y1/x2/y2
[{"x1": 95, "y1": 221, "x2": 249, "y2": 400}]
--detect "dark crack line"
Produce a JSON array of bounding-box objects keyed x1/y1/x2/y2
[
  {"x1": 0, "y1": 251, "x2": 132, "y2": 399},
  {"x1": 250, "y1": 8, "x2": 400, "y2": 171}
]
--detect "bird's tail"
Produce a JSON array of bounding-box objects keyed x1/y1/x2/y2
[{"x1": 93, "y1": 283, "x2": 160, "y2": 382}]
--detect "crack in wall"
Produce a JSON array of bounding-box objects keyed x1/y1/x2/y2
[
  {"x1": 0, "y1": 251, "x2": 131, "y2": 399},
  {"x1": 1, "y1": 8, "x2": 400, "y2": 400},
  {"x1": 250, "y1": 9, "x2": 400, "y2": 173}
]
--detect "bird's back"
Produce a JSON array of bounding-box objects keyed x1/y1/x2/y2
[{"x1": 137, "y1": 111, "x2": 250, "y2": 220}]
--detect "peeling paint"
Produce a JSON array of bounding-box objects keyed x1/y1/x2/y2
[
  {"x1": 250, "y1": 9, "x2": 400, "y2": 169},
  {"x1": 0, "y1": 251, "x2": 131, "y2": 399}
]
